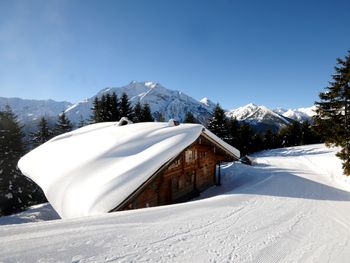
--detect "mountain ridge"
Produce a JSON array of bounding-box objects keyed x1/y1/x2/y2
[{"x1": 0, "y1": 81, "x2": 315, "y2": 133}]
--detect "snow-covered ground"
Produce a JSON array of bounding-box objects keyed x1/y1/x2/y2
[
  {"x1": 1, "y1": 144, "x2": 350, "y2": 262},
  {"x1": 0, "y1": 203, "x2": 60, "y2": 226}
]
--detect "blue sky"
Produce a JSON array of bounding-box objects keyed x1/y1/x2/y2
[{"x1": 0, "y1": 0, "x2": 349, "y2": 109}]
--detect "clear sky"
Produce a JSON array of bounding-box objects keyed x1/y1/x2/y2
[{"x1": 0, "y1": 0, "x2": 349, "y2": 109}]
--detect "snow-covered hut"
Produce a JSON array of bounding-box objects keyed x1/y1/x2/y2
[{"x1": 18, "y1": 120, "x2": 240, "y2": 219}]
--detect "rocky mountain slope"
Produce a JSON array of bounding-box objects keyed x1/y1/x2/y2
[
  {"x1": 227, "y1": 103, "x2": 292, "y2": 132},
  {"x1": 274, "y1": 106, "x2": 316, "y2": 123},
  {"x1": 0, "y1": 81, "x2": 315, "y2": 133},
  {"x1": 64, "y1": 81, "x2": 215, "y2": 124}
]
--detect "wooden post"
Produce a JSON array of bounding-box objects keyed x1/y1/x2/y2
[{"x1": 216, "y1": 161, "x2": 222, "y2": 186}]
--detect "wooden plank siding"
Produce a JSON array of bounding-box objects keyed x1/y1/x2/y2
[{"x1": 117, "y1": 135, "x2": 235, "y2": 211}]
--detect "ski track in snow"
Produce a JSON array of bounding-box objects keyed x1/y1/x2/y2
[{"x1": 1, "y1": 144, "x2": 350, "y2": 262}]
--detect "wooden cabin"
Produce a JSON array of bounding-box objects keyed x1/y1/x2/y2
[
  {"x1": 19, "y1": 120, "x2": 240, "y2": 219},
  {"x1": 111, "y1": 132, "x2": 238, "y2": 212}
]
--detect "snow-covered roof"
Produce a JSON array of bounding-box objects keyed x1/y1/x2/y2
[{"x1": 18, "y1": 121, "x2": 240, "y2": 219}]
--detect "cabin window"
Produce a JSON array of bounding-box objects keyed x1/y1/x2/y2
[
  {"x1": 185, "y1": 150, "x2": 196, "y2": 163},
  {"x1": 168, "y1": 158, "x2": 181, "y2": 169}
]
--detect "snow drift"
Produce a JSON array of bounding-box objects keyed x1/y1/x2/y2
[{"x1": 18, "y1": 121, "x2": 239, "y2": 219}]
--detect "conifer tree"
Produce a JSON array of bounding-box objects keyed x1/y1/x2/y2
[
  {"x1": 263, "y1": 129, "x2": 280, "y2": 149},
  {"x1": 31, "y1": 117, "x2": 53, "y2": 148},
  {"x1": 104, "y1": 93, "x2": 113, "y2": 121},
  {"x1": 207, "y1": 103, "x2": 228, "y2": 139},
  {"x1": 227, "y1": 117, "x2": 239, "y2": 146},
  {"x1": 236, "y1": 123, "x2": 254, "y2": 155},
  {"x1": 141, "y1": 103, "x2": 154, "y2": 122},
  {"x1": 0, "y1": 105, "x2": 45, "y2": 215},
  {"x1": 279, "y1": 121, "x2": 302, "y2": 147},
  {"x1": 132, "y1": 102, "x2": 142, "y2": 123},
  {"x1": 184, "y1": 112, "x2": 197, "y2": 123},
  {"x1": 314, "y1": 50, "x2": 350, "y2": 174},
  {"x1": 55, "y1": 112, "x2": 73, "y2": 135},
  {"x1": 120, "y1": 93, "x2": 133, "y2": 119},
  {"x1": 90, "y1": 97, "x2": 101, "y2": 123},
  {"x1": 110, "y1": 92, "x2": 120, "y2": 121}
]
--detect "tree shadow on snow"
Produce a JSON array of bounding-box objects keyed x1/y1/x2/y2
[{"x1": 214, "y1": 163, "x2": 350, "y2": 202}]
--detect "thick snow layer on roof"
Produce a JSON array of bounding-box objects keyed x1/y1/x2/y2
[{"x1": 18, "y1": 122, "x2": 239, "y2": 219}]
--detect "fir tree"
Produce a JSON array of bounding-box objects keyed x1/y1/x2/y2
[
  {"x1": 184, "y1": 112, "x2": 197, "y2": 123},
  {"x1": 141, "y1": 103, "x2": 154, "y2": 122},
  {"x1": 120, "y1": 93, "x2": 133, "y2": 119},
  {"x1": 0, "y1": 105, "x2": 45, "y2": 215},
  {"x1": 207, "y1": 103, "x2": 228, "y2": 139},
  {"x1": 90, "y1": 97, "x2": 100, "y2": 123},
  {"x1": 132, "y1": 102, "x2": 142, "y2": 123},
  {"x1": 314, "y1": 50, "x2": 350, "y2": 174},
  {"x1": 110, "y1": 92, "x2": 120, "y2": 121},
  {"x1": 279, "y1": 121, "x2": 302, "y2": 147},
  {"x1": 31, "y1": 117, "x2": 53, "y2": 148},
  {"x1": 227, "y1": 117, "x2": 239, "y2": 146},
  {"x1": 236, "y1": 123, "x2": 254, "y2": 155},
  {"x1": 55, "y1": 112, "x2": 73, "y2": 135}
]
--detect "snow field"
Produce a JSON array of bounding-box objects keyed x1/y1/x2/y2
[{"x1": 2, "y1": 144, "x2": 350, "y2": 262}]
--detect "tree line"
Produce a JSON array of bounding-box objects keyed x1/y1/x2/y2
[{"x1": 206, "y1": 104, "x2": 322, "y2": 156}]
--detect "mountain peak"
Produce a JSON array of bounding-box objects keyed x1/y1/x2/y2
[{"x1": 199, "y1": 97, "x2": 215, "y2": 107}]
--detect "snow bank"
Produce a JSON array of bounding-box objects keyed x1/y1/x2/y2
[
  {"x1": 18, "y1": 122, "x2": 239, "y2": 219},
  {"x1": 0, "y1": 203, "x2": 60, "y2": 226}
]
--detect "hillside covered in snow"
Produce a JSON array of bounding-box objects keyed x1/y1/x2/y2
[{"x1": 1, "y1": 144, "x2": 350, "y2": 262}]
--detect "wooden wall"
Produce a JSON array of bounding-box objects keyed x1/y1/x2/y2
[{"x1": 122, "y1": 136, "x2": 232, "y2": 210}]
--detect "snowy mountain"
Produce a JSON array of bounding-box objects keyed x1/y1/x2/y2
[
  {"x1": 0, "y1": 97, "x2": 71, "y2": 123},
  {"x1": 2, "y1": 144, "x2": 350, "y2": 262},
  {"x1": 274, "y1": 106, "x2": 316, "y2": 122},
  {"x1": 227, "y1": 103, "x2": 291, "y2": 132},
  {"x1": 0, "y1": 97, "x2": 72, "y2": 132},
  {"x1": 65, "y1": 81, "x2": 214, "y2": 124},
  {"x1": 0, "y1": 82, "x2": 316, "y2": 133},
  {"x1": 199, "y1": 97, "x2": 216, "y2": 111}
]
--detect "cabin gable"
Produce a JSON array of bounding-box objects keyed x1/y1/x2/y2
[{"x1": 114, "y1": 134, "x2": 235, "y2": 212}]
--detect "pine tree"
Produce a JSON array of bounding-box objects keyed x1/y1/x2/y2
[
  {"x1": 227, "y1": 117, "x2": 239, "y2": 146},
  {"x1": 104, "y1": 93, "x2": 113, "y2": 121},
  {"x1": 237, "y1": 123, "x2": 254, "y2": 155},
  {"x1": 31, "y1": 117, "x2": 53, "y2": 148},
  {"x1": 207, "y1": 103, "x2": 228, "y2": 140},
  {"x1": 55, "y1": 112, "x2": 73, "y2": 135},
  {"x1": 90, "y1": 97, "x2": 101, "y2": 123},
  {"x1": 141, "y1": 104, "x2": 154, "y2": 122},
  {"x1": 132, "y1": 102, "x2": 142, "y2": 123},
  {"x1": 279, "y1": 121, "x2": 302, "y2": 147},
  {"x1": 314, "y1": 50, "x2": 350, "y2": 174},
  {"x1": 263, "y1": 129, "x2": 275, "y2": 149},
  {"x1": 184, "y1": 112, "x2": 197, "y2": 123},
  {"x1": 0, "y1": 105, "x2": 45, "y2": 215},
  {"x1": 120, "y1": 93, "x2": 133, "y2": 119},
  {"x1": 110, "y1": 92, "x2": 120, "y2": 121}
]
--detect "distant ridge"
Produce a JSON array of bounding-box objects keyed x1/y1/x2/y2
[{"x1": 0, "y1": 81, "x2": 315, "y2": 133}]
